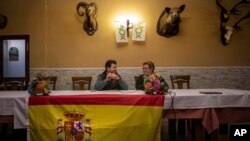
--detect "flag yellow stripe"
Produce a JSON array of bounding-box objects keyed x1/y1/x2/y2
[{"x1": 29, "y1": 105, "x2": 162, "y2": 141}]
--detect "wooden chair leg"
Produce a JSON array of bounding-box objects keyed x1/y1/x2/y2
[
  {"x1": 219, "y1": 124, "x2": 228, "y2": 134},
  {"x1": 210, "y1": 129, "x2": 219, "y2": 141},
  {"x1": 205, "y1": 128, "x2": 219, "y2": 141},
  {"x1": 168, "y1": 119, "x2": 177, "y2": 135},
  {"x1": 187, "y1": 119, "x2": 192, "y2": 134},
  {"x1": 178, "y1": 119, "x2": 186, "y2": 135},
  {"x1": 192, "y1": 119, "x2": 204, "y2": 141}
]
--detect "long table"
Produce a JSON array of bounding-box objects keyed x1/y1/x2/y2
[
  {"x1": 1, "y1": 89, "x2": 250, "y2": 140},
  {"x1": 0, "y1": 91, "x2": 29, "y2": 128},
  {"x1": 164, "y1": 89, "x2": 250, "y2": 133}
]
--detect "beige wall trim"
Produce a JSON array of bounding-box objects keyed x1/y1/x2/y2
[{"x1": 30, "y1": 67, "x2": 250, "y2": 90}]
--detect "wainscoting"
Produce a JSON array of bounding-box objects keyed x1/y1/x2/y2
[{"x1": 30, "y1": 67, "x2": 250, "y2": 90}]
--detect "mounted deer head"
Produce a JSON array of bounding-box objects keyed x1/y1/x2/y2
[
  {"x1": 221, "y1": 12, "x2": 250, "y2": 45},
  {"x1": 157, "y1": 4, "x2": 186, "y2": 38},
  {"x1": 76, "y1": 1, "x2": 98, "y2": 36},
  {"x1": 216, "y1": 0, "x2": 250, "y2": 46}
]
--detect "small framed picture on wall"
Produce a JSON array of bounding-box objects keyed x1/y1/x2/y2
[{"x1": 9, "y1": 47, "x2": 19, "y2": 61}]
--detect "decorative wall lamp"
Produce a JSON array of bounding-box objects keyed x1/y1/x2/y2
[
  {"x1": 126, "y1": 19, "x2": 133, "y2": 37},
  {"x1": 114, "y1": 16, "x2": 146, "y2": 43}
]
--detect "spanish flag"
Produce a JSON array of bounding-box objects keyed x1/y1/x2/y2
[{"x1": 29, "y1": 94, "x2": 164, "y2": 141}]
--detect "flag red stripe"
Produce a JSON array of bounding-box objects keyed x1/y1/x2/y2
[{"x1": 29, "y1": 94, "x2": 164, "y2": 106}]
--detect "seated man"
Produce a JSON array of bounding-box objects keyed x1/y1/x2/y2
[{"x1": 94, "y1": 59, "x2": 128, "y2": 90}]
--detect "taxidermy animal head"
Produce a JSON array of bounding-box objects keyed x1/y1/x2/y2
[
  {"x1": 157, "y1": 4, "x2": 185, "y2": 38},
  {"x1": 76, "y1": 1, "x2": 98, "y2": 36},
  {"x1": 216, "y1": 0, "x2": 250, "y2": 46}
]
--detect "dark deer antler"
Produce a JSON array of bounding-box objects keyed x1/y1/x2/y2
[
  {"x1": 230, "y1": 0, "x2": 249, "y2": 14},
  {"x1": 233, "y1": 12, "x2": 250, "y2": 30},
  {"x1": 216, "y1": 0, "x2": 250, "y2": 46},
  {"x1": 216, "y1": 0, "x2": 230, "y2": 23},
  {"x1": 216, "y1": 0, "x2": 249, "y2": 23}
]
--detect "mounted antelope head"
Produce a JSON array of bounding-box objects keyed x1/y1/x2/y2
[
  {"x1": 157, "y1": 4, "x2": 186, "y2": 38},
  {"x1": 216, "y1": 0, "x2": 250, "y2": 45},
  {"x1": 76, "y1": 1, "x2": 98, "y2": 36}
]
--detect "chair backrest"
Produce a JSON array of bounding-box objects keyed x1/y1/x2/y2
[
  {"x1": 170, "y1": 75, "x2": 190, "y2": 89},
  {"x1": 72, "y1": 77, "x2": 92, "y2": 90},
  {"x1": 47, "y1": 76, "x2": 57, "y2": 90},
  {"x1": 3, "y1": 77, "x2": 26, "y2": 90},
  {"x1": 134, "y1": 76, "x2": 139, "y2": 81}
]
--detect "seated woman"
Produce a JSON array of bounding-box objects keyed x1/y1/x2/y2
[{"x1": 136, "y1": 61, "x2": 169, "y2": 92}]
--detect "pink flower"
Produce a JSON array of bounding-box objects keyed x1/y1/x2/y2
[{"x1": 153, "y1": 80, "x2": 160, "y2": 92}]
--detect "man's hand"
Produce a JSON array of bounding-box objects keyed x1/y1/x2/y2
[
  {"x1": 106, "y1": 73, "x2": 120, "y2": 81},
  {"x1": 111, "y1": 73, "x2": 120, "y2": 80},
  {"x1": 105, "y1": 73, "x2": 112, "y2": 81}
]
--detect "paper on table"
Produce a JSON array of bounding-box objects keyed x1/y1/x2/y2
[{"x1": 199, "y1": 91, "x2": 223, "y2": 94}]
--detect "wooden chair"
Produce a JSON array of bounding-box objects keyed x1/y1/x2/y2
[
  {"x1": 169, "y1": 75, "x2": 191, "y2": 136},
  {"x1": 3, "y1": 77, "x2": 26, "y2": 90},
  {"x1": 47, "y1": 76, "x2": 57, "y2": 90},
  {"x1": 72, "y1": 77, "x2": 92, "y2": 90},
  {"x1": 170, "y1": 75, "x2": 190, "y2": 89},
  {"x1": 134, "y1": 76, "x2": 139, "y2": 81}
]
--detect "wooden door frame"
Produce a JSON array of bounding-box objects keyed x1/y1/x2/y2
[{"x1": 0, "y1": 35, "x2": 30, "y2": 88}]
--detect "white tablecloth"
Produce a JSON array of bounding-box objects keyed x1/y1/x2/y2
[
  {"x1": 164, "y1": 89, "x2": 250, "y2": 109},
  {"x1": 1, "y1": 89, "x2": 250, "y2": 129},
  {"x1": 0, "y1": 91, "x2": 29, "y2": 128}
]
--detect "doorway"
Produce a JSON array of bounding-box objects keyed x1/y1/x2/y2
[{"x1": 0, "y1": 35, "x2": 30, "y2": 89}]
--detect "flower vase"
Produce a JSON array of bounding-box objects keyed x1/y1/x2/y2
[{"x1": 35, "y1": 80, "x2": 49, "y2": 96}]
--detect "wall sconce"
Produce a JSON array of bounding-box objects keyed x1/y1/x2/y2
[
  {"x1": 126, "y1": 19, "x2": 133, "y2": 37},
  {"x1": 114, "y1": 17, "x2": 146, "y2": 43}
]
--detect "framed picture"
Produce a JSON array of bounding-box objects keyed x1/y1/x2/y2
[{"x1": 9, "y1": 47, "x2": 19, "y2": 61}]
